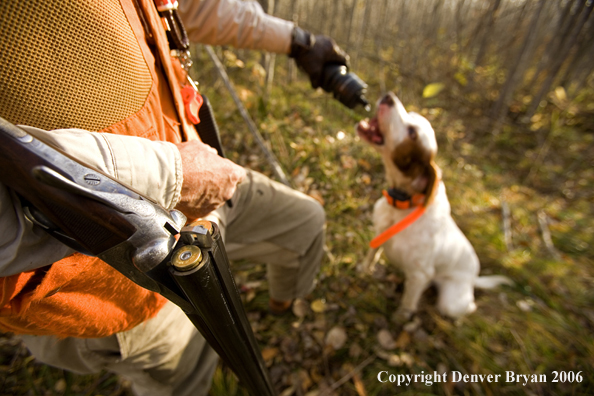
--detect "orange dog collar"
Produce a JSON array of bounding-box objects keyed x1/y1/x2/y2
[{"x1": 382, "y1": 189, "x2": 425, "y2": 209}]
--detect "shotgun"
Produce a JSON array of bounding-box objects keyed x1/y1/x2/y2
[{"x1": 0, "y1": 117, "x2": 277, "y2": 396}]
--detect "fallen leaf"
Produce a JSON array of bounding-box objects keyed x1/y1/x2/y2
[
  {"x1": 422, "y1": 82, "x2": 445, "y2": 98},
  {"x1": 353, "y1": 370, "x2": 367, "y2": 396},
  {"x1": 348, "y1": 343, "x2": 362, "y2": 359},
  {"x1": 517, "y1": 299, "x2": 533, "y2": 312},
  {"x1": 239, "y1": 88, "x2": 253, "y2": 101},
  {"x1": 400, "y1": 352, "x2": 414, "y2": 366},
  {"x1": 292, "y1": 299, "x2": 309, "y2": 318},
  {"x1": 357, "y1": 158, "x2": 372, "y2": 170},
  {"x1": 310, "y1": 366, "x2": 323, "y2": 383},
  {"x1": 297, "y1": 369, "x2": 312, "y2": 391},
  {"x1": 313, "y1": 330, "x2": 325, "y2": 345},
  {"x1": 251, "y1": 63, "x2": 266, "y2": 78},
  {"x1": 403, "y1": 316, "x2": 422, "y2": 333},
  {"x1": 54, "y1": 379, "x2": 66, "y2": 393},
  {"x1": 311, "y1": 299, "x2": 326, "y2": 313},
  {"x1": 308, "y1": 190, "x2": 325, "y2": 205},
  {"x1": 394, "y1": 331, "x2": 411, "y2": 349},
  {"x1": 341, "y1": 155, "x2": 356, "y2": 169},
  {"x1": 280, "y1": 386, "x2": 295, "y2": 396},
  {"x1": 377, "y1": 329, "x2": 396, "y2": 350},
  {"x1": 261, "y1": 347, "x2": 279, "y2": 361},
  {"x1": 245, "y1": 289, "x2": 256, "y2": 302},
  {"x1": 243, "y1": 281, "x2": 262, "y2": 289},
  {"x1": 454, "y1": 72, "x2": 468, "y2": 86},
  {"x1": 374, "y1": 348, "x2": 402, "y2": 367},
  {"x1": 325, "y1": 326, "x2": 348, "y2": 350},
  {"x1": 554, "y1": 86, "x2": 567, "y2": 102}
]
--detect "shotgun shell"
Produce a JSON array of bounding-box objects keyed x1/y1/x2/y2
[{"x1": 172, "y1": 245, "x2": 202, "y2": 272}]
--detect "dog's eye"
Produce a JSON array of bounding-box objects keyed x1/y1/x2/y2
[{"x1": 408, "y1": 126, "x2": 418, "y2": 140}]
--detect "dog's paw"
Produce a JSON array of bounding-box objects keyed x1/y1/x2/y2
[
  {"x1": 392, "y1": 308, "x2": 415, "y2": 324},
  {"x1": 356, "y1": 260, "x2": 373, "y2": 274}
]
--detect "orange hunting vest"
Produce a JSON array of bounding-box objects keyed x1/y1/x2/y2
[{"x1": 0, "y1": 0, "x2": 199, "y2": 338}]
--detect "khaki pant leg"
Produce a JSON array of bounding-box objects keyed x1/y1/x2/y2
[
  {"x1": 208, "y1": 170, "x2": 325, "y2": 301},
  {"x1": 21, "y1": 301, "x2": 218, "y2": 396}
]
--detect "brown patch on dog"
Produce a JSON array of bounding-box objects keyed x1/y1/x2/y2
[
  {"x1": 392, "y1": 139, "x2": 434, "y2": 193},
  {"x1": 392, "y1": 139, "x2": 432, "y2": 175}
]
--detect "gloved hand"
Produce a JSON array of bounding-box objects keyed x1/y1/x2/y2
[
  {"x1": 289, "y1": 26, "x2": 349, "y2": 90},
  {"x1": 174, "y1": 140, "x2": 246, "y2": 219}
]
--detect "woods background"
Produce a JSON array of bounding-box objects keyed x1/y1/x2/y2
[{"x1": 268, "y1": 0, "x2": 594, "y2": 125}]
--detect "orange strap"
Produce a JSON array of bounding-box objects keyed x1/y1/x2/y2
[{"x1": 369, "y1": 206, "x2": 426, "y2": 249}]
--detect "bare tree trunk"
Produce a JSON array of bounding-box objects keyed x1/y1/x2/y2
[
  {"x1": 261, "y1": 0, "x2": 276, "y2": 102},
  {"x1": 497, "y1": 0, "x2": 531, "y2": 62},
  {"x1": 455, "y1": 0, "x2": 468, "y2": 55},
  {"x1": 347, "y1": 0, "x2": 359, "y2": 51},
  {"x1": 287, "y1": 0, "x2": 299, "y2": 85},
  {"x1": 398, "y1": 0, "x2": 408, "y2": 39},
  {"x1": 559, "y1": 16, "x2": 594, "y2": 93},
  {"x1": 327, "y1": 0, "x2": 338, "y2": 38},
  {"x1": 352, "y1": 0, "x2": 372, "y2": 70},
  {"x1": 474, "y1": 0, "x2": 502, "y2": 68},
  {"x1": 527, "y1": 0, "x2": 581, "y2": 90},
  {"x1": 527, "y1": 1, "x2": 593, "y2": 117},
  {"x1": 491, "y1": 0, "x2": 545, "y2": 124},
  {"x1": 371, "y1": 0, "x2": 390, "y2": 93},
  {"x1": 319, "y1": 0, "x2": 328, "y2": 35},
  {"x1": 428, "y1": 0, "x2": 443, "y2": 44}
]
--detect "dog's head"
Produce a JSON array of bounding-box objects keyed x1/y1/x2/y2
[{"x1": 357, "y1": 92, "x2": 440, "y2": 203}]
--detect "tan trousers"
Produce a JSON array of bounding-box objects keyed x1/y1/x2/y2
[{"x1": 21, "y1": 170, "x2": 325, "y2": 396}]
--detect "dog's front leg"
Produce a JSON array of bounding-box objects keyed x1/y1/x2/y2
[
  {"x1": 395, "y1": 271, "x2": 432, "y2": 322},
  {"x1": 358, "y1": 247, "x2": 382, "y2": 273}
]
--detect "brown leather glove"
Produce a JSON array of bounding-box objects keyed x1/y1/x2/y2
[
  {"x1": 289, "y1": 27, "x2": 349, "y2": 90},
  {"x1": 174, "y1": 140, "x2": 246, "y2": 220}
]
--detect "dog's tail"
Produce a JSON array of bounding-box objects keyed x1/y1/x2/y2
[{"x1": 474, "y1": 275, "x2": 514, "y2": 289}]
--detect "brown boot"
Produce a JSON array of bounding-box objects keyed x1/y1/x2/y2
[{"x1": 269, "y1": 298, "x2": 292, "y2": 315}]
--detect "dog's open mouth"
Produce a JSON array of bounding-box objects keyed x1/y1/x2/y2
[{"x1": 357, "y1": 117, "x2": 384, "y2": 145}]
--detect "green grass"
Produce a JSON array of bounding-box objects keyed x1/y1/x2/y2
[{"x1": 1, "y1": 50, "x2": 593, "y2": 395}]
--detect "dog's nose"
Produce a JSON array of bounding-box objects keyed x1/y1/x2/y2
[{"x1": 380, "y1": 94, "x2": 395, "y2": 107}]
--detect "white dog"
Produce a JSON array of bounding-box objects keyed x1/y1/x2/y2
[{"x1": 357, "y1": 92, "x2": 511, "y2": 320}]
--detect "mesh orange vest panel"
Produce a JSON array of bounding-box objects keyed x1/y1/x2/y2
[{"x1": 0, "y1": 0, "x2": 198, "y2": 338}]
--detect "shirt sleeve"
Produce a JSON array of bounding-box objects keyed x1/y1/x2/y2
[
  {"x1": 178, "y1": 0, "x2": 294, "y2": 54},
  {"x1": 0, "y1": 126, "x2": 183, "y2": 277}
]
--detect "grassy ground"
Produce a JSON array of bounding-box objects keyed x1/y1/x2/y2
[{"x1": 1, "y1": 50, "x2": 593, "y2": 395}]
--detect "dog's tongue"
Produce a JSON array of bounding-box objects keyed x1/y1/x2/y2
[{"x1": 357, "y1": 117, "x2": 384, "y2": 145}]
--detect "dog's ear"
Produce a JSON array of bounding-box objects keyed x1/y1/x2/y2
[
  {"x1": 392, "y1": 139, "x2": 431, "y2": 173},
  {"x1": 423, "y1": 160, "x2": 441, "y2": 207},
  {"x1": 392, "y1": 139, "x2": 433, "y2": 192}
]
